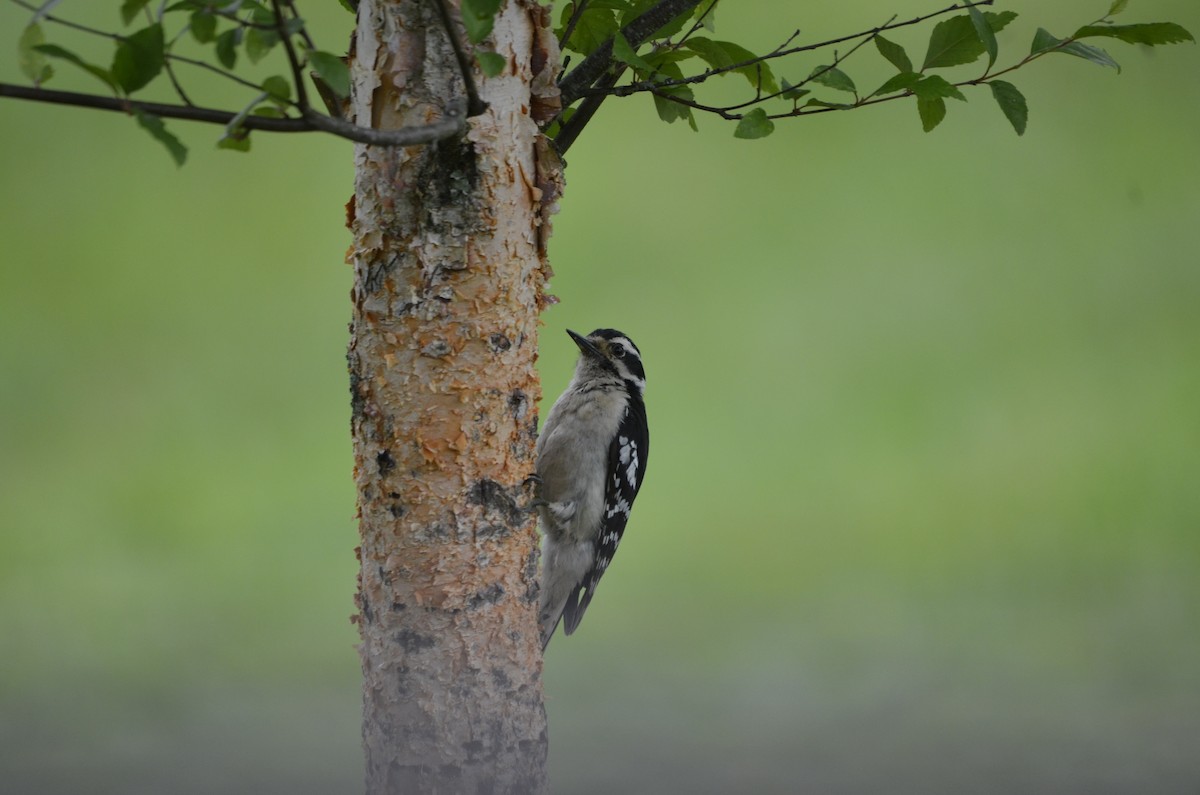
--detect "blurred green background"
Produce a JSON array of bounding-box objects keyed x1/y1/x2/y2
[{"x1": 2, "y1": 1, "x2": 1198, "y2": 793}]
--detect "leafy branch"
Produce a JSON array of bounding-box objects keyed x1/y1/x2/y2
[
  {"x1": 548, "y1": 0, "x2": 1194, "y2": 149},
  {"x1": 3, "y1": 0, "x2": 1194, "y2": 163},
  {"x1": 2, "y1": 0, "x2": 509, "y2": 164}
]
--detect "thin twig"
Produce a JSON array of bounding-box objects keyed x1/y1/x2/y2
[
  {"x1": 172, "y1": 52, "x2": 280, "y2": 95},
  {"x1": 711, "y1": 19, "x2": 888, "y2": 113},
  {"x1": 271, "y1": 0, "x2": 309, "y2": 111},
  {"x1": 269, "y1": 0, "x2": 343, "y2": 116},
  {"x1": 665, "y1": 0, "x2": 718, "y2": 54},
  {"x1": 432, "y1": 0, "x2": 487, "y2": 117},
  {"x1": 12, "y1": 0, "x2": 121, "y2": 39},
  {"x1": 162, "y1": 59, "x2": 195, "y2": 106},
  {"x1": 282, "y1": 0, "x2": 319, "y2": 54},
  {"x1": 212, "y1": 8, "x2": 277, "y2": 30}
]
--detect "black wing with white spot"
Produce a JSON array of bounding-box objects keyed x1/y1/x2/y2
[{"x1": 561, "y1": 394, "x2": 649, "y2": 635}]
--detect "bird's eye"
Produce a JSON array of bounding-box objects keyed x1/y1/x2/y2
[{"x1": 610, "y1": 343, "x2": 626, "y2": 359}]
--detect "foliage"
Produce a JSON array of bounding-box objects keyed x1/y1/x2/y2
[
  {"x1": 552, "y1": 0, "x2": 1193, "y2": 140},
  {"x1": 2, "y1": 0, "x2": 1194, "y2": 159}
]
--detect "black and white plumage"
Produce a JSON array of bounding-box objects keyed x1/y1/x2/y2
[{"x1": 536, "y1": 328, "x2": 649, "y2": 649}]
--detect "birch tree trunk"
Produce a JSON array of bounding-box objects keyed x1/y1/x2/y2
[{"x1": 346, "y1": 1, "x2": 562, "y2": 791}]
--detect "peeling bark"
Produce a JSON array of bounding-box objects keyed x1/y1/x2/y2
[{"x1": 347, "y1": 1, "x2": 559, "y2": 792}]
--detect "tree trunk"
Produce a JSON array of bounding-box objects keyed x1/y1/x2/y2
[{"x1": 346, "y1": 1, "x2": 561, "y2": 792}]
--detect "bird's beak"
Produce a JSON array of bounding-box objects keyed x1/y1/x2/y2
[{"x1": 566, "y1": 329, "x2": 603, "y2": 359}]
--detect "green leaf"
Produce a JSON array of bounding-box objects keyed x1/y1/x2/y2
[
  {"x1": 612, "y1": 30, "x2": 654, "y2": 72},
  {"x1": 477, "y1": 51, "x2": 506, "y2": 77},
  {"x1": 111, "y1": 23, "x2": 164, "y2": 93},
  {"x1": 693, "y1": 0, "x2": 716, "y2": 33},
  {"x1": 252, "y1": 105, "x2": 286, "y2": 118},
  {"x1": 684, "y1": 37, "x2": 779, "y2": 94},
  {"x1": 1108, "y1": 0, "x2": 1129, "y2": 16},
  {"x1": 218, "y1": 134, "x2": 252, "y2": 152},
  {"x1": 190, "y1": 10, "x2": 216, "y2": 44},
  {"x1": 34, "y1": 43, "x2": 116, "y2": 90},
  {"x1": 643, "y1": 49, "x2": 700, "y2": 69},
  {"x1": 649, "y1": 61, "x2": 697, "y2": 128},
  {"x1": 219, "y1": 94, "x2": 262, "y2": 152},
  {"x1": 871, "y1": 71, "x2": 920, "y2": 97},
  {"x1": 988, "y1": 79, "x2": 1027, "y2": 135},
  {"x1": 309, "y1": 50, "x2": 350, "y2": 99},
  {"x1": 969, "y1": 6, "x2": 998, "y2": 69},
  {"x1": 215, "y1": 28, "x2": 240, "y2": 70},
  {"x1": 462, "y1": 0, "x2": 503, "y2": 44},
  {"x1": 284, "y1": 16, "x2": 306, "y2": 37},
  {"x1": 247, "y1": 3, "x2": 276, "y2": 25},
  {"x1": 244, "y1": 27, "x2": 279, "y2": 64},
  {"x1": 563, "y1": 6, "x2": 618, "y2": 56},
  {"x1": 652, "y1": 92, "x2": 691, "y2": 124},
  {"x1": 923, "y1": 15, "x2": 986, "y2": 69},
  {"x1": 986, "y1": 11, "x2": 1019, "y2": 35},
  {"x1": 733, "y1": 107, "x2": 774, "y2": 139},
  {"x1": 779, "y1": 78, "x2": 809, "y2": 100},
  {"x1": 912, "y1": 74, "x2": 966, "y2": 102},
  {"x1": 874, "y1": 35, "x2": 912, "y2": 73},
  {"x1": 120, "y1": 0, "x2": 152, "y2": 26},
  {"x1": 132, "y1": 108, "x2": 187, "y2": 166},
  {"x1": 807, "y1": 64, "x2": 856, "y2": 94},
  {"x1": 1031, "y1": 27, "x2": 1060, "y2": 53},
  {"x1": 1058, "y1": 40, "x2": 1121, "y2": 71},
  {"x1": 616, "y1": 0, "x2": 654, "y2": 24},
  {"x1": 18, "y1": 24, "x2": 54, "y2": 85},
  {"x1": 1073, "y1": 23, "x2": 1194, "y2": 46},
  {"x1": 1033, "y1": 29, "x2": 1121, "y2": 71},
  {"x1": 803, "y1": 98, "x2": 852, "y2": 109},
  {"x1": 917, "y1": 95, "x2": 946, "y2": 131},
  {"x1": 261, "y1": 74, "x2": 291, "y2": 106}
]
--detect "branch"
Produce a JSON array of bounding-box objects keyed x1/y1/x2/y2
[
  {"x1": 554, "y1": 66, "x2": 623, "y2": 155},
  {"x1": 301, "y1": 106, "x2": 464, "y2": 146},
  {"x1": 0, "y1": 82, "x2": 465, "y2": 146},
  {"x1": 714, "y1": 22, "x2": 884, "y2": 112},
  {"x1": 558, "y1": 0, "x2": 703, "y2": 106},
  {"x1": 162, "y1": 58, "x2": 195, "y2": 107},
  {"x1": 648, "y1": 25, "x2": 1087, "y2": 125},
  {"x1": 432, "y1": 0, "x2": 487, "y2": 117}
]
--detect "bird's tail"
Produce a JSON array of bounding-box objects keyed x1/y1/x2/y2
[{"x1": 540, "y1": 584, "x2": 583, "y2": 650}]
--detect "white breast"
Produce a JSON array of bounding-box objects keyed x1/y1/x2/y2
[{"x1": 535, "y1": 384, "x2": 628, "y2": 543}]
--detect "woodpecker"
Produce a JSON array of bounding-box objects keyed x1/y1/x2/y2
[{"x1": 535, "y1": 328, "x2": 649, "y2": 649}]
